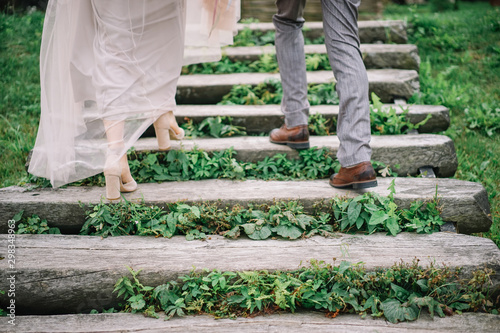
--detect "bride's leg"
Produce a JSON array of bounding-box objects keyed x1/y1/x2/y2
[
  {"x1": 103, "y1": 119, "x2": 136, "y2": 195},
  {"x1": 153, "y1": 111, "x2": 185, "y2": 151}
]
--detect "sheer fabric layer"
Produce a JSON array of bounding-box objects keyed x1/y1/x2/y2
[{"x1": 29, "y1": 0, "x2": 240, "y2": 187}]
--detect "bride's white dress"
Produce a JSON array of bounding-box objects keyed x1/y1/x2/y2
[{"x1": 28, "y1": 0, "x2": 240, "y2": 187}]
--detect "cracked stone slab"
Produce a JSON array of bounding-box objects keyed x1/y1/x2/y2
[
  {"x1": 0, "y1": 178, "x2": 491, "y2": 234},
  {"x1": 176, "y1": 70, "x2": 419, "y2": 104},
  {"x1": 2, "y1": 312, "x2": 499, "y2": 332},
  {"x1": 223, "y1": 44, "x2": 420, "y2": 71},
  {"x1": 0, "y1": 232, "x2": 498, "y2": 314},
  {"x1": 237, "y1": 20, "x2": 408, "y2": 44},
  {"x1": 132, "y1": 134, "x2": 458, "y2": 177},
  {"x1": 157, "y1": 104, "x2": 449, "y2": 134}
]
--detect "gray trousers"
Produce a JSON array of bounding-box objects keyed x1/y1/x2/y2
[{"x1": 274, "y1": 0, "x2": 372, "y2": 167}]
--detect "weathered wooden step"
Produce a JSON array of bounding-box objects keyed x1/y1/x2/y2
[
  {"x1": 133, "y1": 134, "x2": 458, "y2": 178},
  {"x1": 176, "y1": 70, "x2": 419, "y2": 104},
  {"x1": 224, "y1": 44, "x2": 420, "y2": 71},
  {"x1": 0, "y1": 232, "x2": 498, "y2": 314},
  {"x1": 172, "y1": 104, "x2": 450, "y2": 134},
  {"x1": 3, "y1": 312, "x2": 500, "y2": 332},
  {"x1": 0, "y1": 178, "x2": 491, "y2": 234},
  {"x1": 237, "y1": 20, "x2": 408, "y2": 44}
]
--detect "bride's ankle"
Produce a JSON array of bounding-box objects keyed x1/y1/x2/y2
[{"x1": 119, "y1": 155, "x2": 134, "y2": 184}]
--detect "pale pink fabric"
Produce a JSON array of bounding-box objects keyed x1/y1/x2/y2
[{"x1": 29, "y1": 0, "x2": 239, "y2": 187}]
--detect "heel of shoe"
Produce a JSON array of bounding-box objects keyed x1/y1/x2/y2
[
  {"x1": 105, "y1": 174, "x2": 121, "y2": 200},
  {"x1": 104, "y1": 154, "x2": 122, "y2": 200},
  {"x1": 154, "y1": 124, "x2": 172, "y2": 151},
  {"x1": 287, "y1": 141, "x2": 310, "y2": 150},
  {"x1": 352, "y1": 180, "x2": 378, "y2": 189}
]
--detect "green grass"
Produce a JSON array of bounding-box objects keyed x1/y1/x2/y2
[
  {"x1": 0, "y1": 3, "x2": 499, "y2": 247},
  {"x1": 383, "y1": 2, "x2": 500, "y2": 246},
  {"x1": 0, "y1": 11, "x2": 43, "y2": 187}
]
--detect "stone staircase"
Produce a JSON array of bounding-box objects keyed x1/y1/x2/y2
[{"x1": 0, "y1": 20, "x2": 499, "y2": 332}]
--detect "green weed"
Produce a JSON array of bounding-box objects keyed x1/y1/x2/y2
[
  {"x1": 113, "y1": 261, "x2": 497, "y2": 321},
  {"x1": 233, "y1": 26, "x2": 275, "y2": 47},
  {"x1": 79, "y1": 181, "x2": 444, "y2": 240},
  {"x1": 183, "y1": 53, "x2": 331, "y2": 75},
  {"x1": 181, "y1": 116, "x2": 247, "y2": 138},
  {"x1": 218, "y1": 80, "x2": 340, "y2": 106},
  {"x1": 308, "y1": 112, "x2": 335, "y2": 136},
  {"x1": 305, "y1": 53, "x2": 331, "y2": 71},
  {"x1": 218, "y1": 78, "x2": 283, "y2": 105},
  {"x1": 11, "y1": 210, "x2": 61, "y2": 234},
  {"x1": 371, "y1": 93, "x2": 430, "y2": 135},
  {"x1": 464, "y1": 103, "x2": 500, "y2": 137},
  {"x1": 182, "y1": 56, "x2": 252, "y2": 75}
]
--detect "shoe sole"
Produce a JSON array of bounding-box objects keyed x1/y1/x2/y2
[
  {"x1": 329, "y1": 179, "x2": 378, "y2": 189},
  {"x1": 269, "y1": 139, "x2": 310, "y2": 150}
]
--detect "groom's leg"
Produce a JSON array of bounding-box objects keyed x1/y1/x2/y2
[
  {"x1": 321, "y1": 0, "x2": 372, "y2": 166},
  {"x1": 270, "y1": 0, "x2": 310, "y2": 149},
  {"x1": 322, "y1": 0, "x2": 377, "y2": 188}
]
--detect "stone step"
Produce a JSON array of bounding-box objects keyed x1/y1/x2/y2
[
  {"x1": 0, "y1": 178, "x2": 491, "y2": 234},
  {"x1": 132, "y1": 134, "x2": 458, "y2": 178},
  {"x1": 0, "y1": 232, "x2": 498, "y2": 314},
  {"x1": 3, "y1": 312, "x2": 500, "y2": 332},
  {"x1": 237, "y1": 20, "x2": 408, "y2": 44},
  {"x1": 148, "y1": 104, "x2": 450, "y2": 134},
  {"x1": 224, "y1": 44, "x2": 420, "y2": 71},
  {"x1": 176, "y1": 70, "x2": 419, "y2": 104}
]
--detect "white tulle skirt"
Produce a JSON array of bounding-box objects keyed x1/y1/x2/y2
[{"x1": 28, "y1": 0, "x2": 239, "y2": 187}]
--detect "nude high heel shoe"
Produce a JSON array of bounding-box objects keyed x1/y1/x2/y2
[
  {"x1": 104, "y1": 155, "x2": 122, "y2": 201},
  {"x1": 104, "y1": 154, "x2": 137, "y2": 200},
  {"x1": 153, "y1": 111, "x2": 185, "y2": 151}
]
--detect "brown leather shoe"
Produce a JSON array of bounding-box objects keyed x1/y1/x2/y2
[
  {"x1": 329, "y1": 161, "x2": 377, "y2": 189},
  {"x1": 269, "y1": 124, "x2": 310, "y2": 150}
]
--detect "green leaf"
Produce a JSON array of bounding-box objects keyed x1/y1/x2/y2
[
  {"x1": 191, "y1": 206, "x2": 201, "y2": 219},
  {"x1": 338, "y1": 261, "x2": 352, "y2": 275},
  {"x1": 416, "y1": 279, "x2": 429, "y2": 292},
  {"x1": 355, "y1": 216, "x2": 365, "y2": 230},
  {"x1": 340, "y1": 216, "x2": 350, "y2": 231},
  {"x1": 381, "y1": 298, "x2": 416, "y2": 323},
  {"x1": 12, "y1": 210, "x2": 24, "y2": 222},
  {"x1": 347, "y1": 201, "x2": 362, "y2": 226},
  {"x1": 391, "y1": 283, "x2": 410, "y2": 302},
  {"x1": 228, "y1": 294, "x2": 246, "y2": 305},
  {"x1": 296, "y1": 214, "x2": 313, "y2": 230},
  {"x1": 128, "y1": 294, "x2": 146, "y2": 311},
  {"x1": 410, "y1": 295, "x2": 443, "y2": 318},
  {"x1": 363, "y1": 295, "x2": 382, "y2": 316},
  {"x1": 48, "y1": 227, "x2": 61, "y2": 234},
  {"x1": 369, "y1": 210, "x2": 388, "y2": 226},
  {"x1": 275, "y1": 224, "x2": 303, "y2": 239},
  {"x1": 450, "y1": 302, "x2": 470, "y2": 311},
  {"x1": 242, "y1": 224, "x2": 272, "y2": 240},
  {"x1": 146, "y1": 154, "x2": 158, "y2": 165},
  {"x1": 223, "y1": 226, "x2": 240, "y2": 239},
  {"x1": 386, "y1": 216, "x2": 400, "y2": 236},
  {"x1": 242, "y1": 223, "x2": 255, "y2": 235}
]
